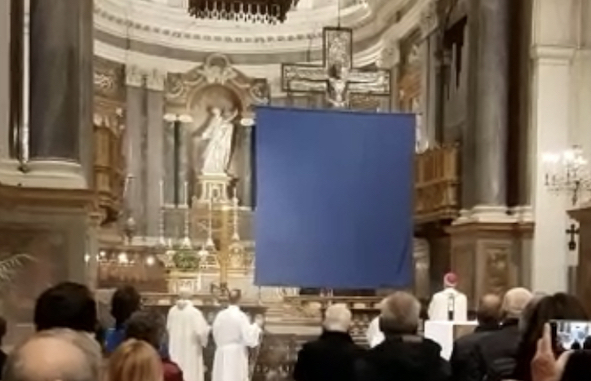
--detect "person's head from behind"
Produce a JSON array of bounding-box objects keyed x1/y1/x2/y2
[
  {"x1": 34, "y1": 282, "x2": 97, "y2": 333},
  {"x1": 515, "y1": 293, "x2": 588, "y2": 380},
  {"x1": 477, "y1": 294, "x2": 502, "y2": 326},
  {"x1": 124, "y1": 310, "x2": 165, "y2": 351},
  {"x1": 108, "y1": 339, "x2": 163, "y2": 381},
  {"x1": 228, "y1": 289, "x2": 241, "y2": 305},
  {"x1": 379, "y1": 292, "x2": 421, "y2": 335},
  {"x1": 111, "y1": 285, "x2": 141, "y2": 328},
  {"x1": 3, "y1": 328, "x2": 102, "y2": 381},
  {"x1": 521, "y1": 293, "x2": 587, "y2": 347},
  {"x1": 323, "y1": 304, "x2": 352, "y2": 333},
  {"x1": 502, "y1": 287, "x2": 533, "y2": 321}
]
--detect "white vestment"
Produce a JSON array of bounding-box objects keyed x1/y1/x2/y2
[
  {"x1": 167, "y1": 300, "x2": 211, "y2": 381},
  {"x1": 365, "y1": 316, "x2": 385, "y2": 348},
  {"x1": 212, "y1": 305, "x2": 261, "y2": 381},
  {"x1": 428, "y1": 288, "x2": 468, "y2": 322}
]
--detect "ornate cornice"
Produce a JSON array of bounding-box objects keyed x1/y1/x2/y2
[
  {"x1": 125, "y1": 64, "x2": 167, "y2": 90},
  {"x1": 93, "y1": 0, "x2": 411, "y2": 53}
]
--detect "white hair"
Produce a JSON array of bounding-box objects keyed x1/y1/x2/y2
[
  {"x1": 502, "y1": 287, "x2": 533, "y2": 319},
  {"x1": 323, "y1": 304, "x2": 352, "y2": 332},
  {"x1": 4, "y1": 328, "x2": 102, "y2": 381},
  {"x1": 380, "y1": 292, "x2": 421, "y2": 334}
]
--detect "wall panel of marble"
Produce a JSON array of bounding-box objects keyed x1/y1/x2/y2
[{"x1": 0, "y1": 208, "x2": 89, "y2": 345}]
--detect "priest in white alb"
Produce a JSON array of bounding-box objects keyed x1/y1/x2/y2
[
  {"x1": 167, "y1": 287, "x2": 211, "y2": 381},
  {"x1": 212, "y1": 289, "x2": 263, "y2": 381},
  {"x1": 428, "y1": 272, "x2": 468, "y2": 322},
  {"x1": 365, "y1": 298, "x2": 386, "y2": 348}
]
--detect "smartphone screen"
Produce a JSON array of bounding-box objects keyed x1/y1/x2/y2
[{"x1": 550, "y1": 320, "x2": 591, "y2": 351}]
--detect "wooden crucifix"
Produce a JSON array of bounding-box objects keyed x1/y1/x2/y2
[
  {"x1": 281, "y1": 27, "x2": 391, "y2": 109},
  {"x1": 566, "y1": 223, "x2": 580, "y2": 251}
]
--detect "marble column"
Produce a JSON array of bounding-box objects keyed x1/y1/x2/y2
[
  {"x1": 467, "y1": 0, "x2": 510, "y2": 213},
  {"x1": 27, "y1": 0, "x2": 93, "y2": 188},
  {"x1": 125, "y1": 66, "x2": 146, "y2": 236},
  {"x1": 146, "y1": 70, "x2": 166, "y2": 238},
  {"x1": 0, "y1": 0, "x2": 10, "y2": 160}
]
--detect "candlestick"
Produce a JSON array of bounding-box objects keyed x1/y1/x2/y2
[{"x1": 184, "y1": 181, "x2": 189, "y2": 207}]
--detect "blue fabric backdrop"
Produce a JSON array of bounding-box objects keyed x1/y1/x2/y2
[{"x1": 254, "y1": 106, "x2": 415, "y2": 289}]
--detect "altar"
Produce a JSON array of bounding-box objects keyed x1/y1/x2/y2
[{"x1": 423, "y1": 320, "x2": 477, "y2": 359}]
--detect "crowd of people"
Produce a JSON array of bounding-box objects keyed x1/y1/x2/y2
[
  {"x1": 293, "y1": 289, "x2": 591, "y2": 381},
  {"x1": 0, "y1": 282, "x2": 261, "y2": 381},
  {"x1": 0, "y1": 282, "x2": 589, "y2": 381}
]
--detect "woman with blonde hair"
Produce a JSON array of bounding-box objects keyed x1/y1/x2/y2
[{"x1": 108, "y1": 339, "x2": 163, "y2": 381}]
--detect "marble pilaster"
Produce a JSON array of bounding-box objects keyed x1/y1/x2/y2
[
  {"x1": 0, "y1": 0, "x2": 10, "y2": 160},
  {"x1": 125, "y1": 80, "x2": 146, "y2": 234},
  {"x1": 27, "y1": 0, "x2": 93, "y2": 188},
  {"x1": 468, "y1": 0, "x2": 510, "y2": 210},
  {"x1": 529, "y1": 47, "x2": 574, "y2": 292},
  {"x1": 146, "y1": 86, "x2": 165, "y2": 237}
]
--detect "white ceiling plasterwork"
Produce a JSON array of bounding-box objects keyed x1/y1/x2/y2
[
  {"x1": 93, "y1": 0, "x2": 415, "y2": 54},
  {"x1": 94, "y1": 0, "x2": 427, "y2": 95}
]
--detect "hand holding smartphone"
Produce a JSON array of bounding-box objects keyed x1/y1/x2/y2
[{"x1": 550, "y1": 320, "x2": 591, "y2": 352}]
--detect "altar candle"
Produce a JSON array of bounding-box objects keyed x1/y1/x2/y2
[
  {"x1": 184, "y1": 181, "x2": 189, "y2": 206},
  {"x1": 159, "y1": 180, "x2": 164, "y2": 206}
]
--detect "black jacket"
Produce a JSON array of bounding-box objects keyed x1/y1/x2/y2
[
  {"x1": 293, "y1": 330, "x2": 363, "y2": 381},
  {"x1": 357, "y1": 334, "x2": 450, "y2": 381},
  {"x1": 466, "y1": 319, "x2": 521, "y2": 381},
  {"x1": 450, "y1": 324, "x2": 499, "y2": 381}
]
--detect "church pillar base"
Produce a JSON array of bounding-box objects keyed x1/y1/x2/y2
[
  {"x1": 446, "y1": 215, "x2": 533, "y2": 306},
  {"x1": 197, "y1": 173, "x2": 232, "y2": 205},
  {"x1": 0, "y1": 159, "x2": 86, "y2": 189}
]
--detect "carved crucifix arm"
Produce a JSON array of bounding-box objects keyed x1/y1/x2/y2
[
  {"x1": 347, "y1": 69, "x2": 391, "y2": 95},
  {"x1": 281, "y1": 64, "x2": 329, "y2": 93}
]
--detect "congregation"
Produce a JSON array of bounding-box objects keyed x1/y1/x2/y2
[{"x1": 0, "y1": 282, "x2": 590, "y2": 381}]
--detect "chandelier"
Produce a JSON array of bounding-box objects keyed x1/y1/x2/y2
[
  {"x1": 187, "y1": 0, "x2": 299, "y2": 24},
  {"x1": 543, "y1": 145, "x2": 591, "y2": 205}
]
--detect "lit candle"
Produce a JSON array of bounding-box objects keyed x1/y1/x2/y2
[
  {"x1": 184, "y1": 181, "x2": 189, "y2": 206},
  {"x1": 159, "y1": 180, "x2": 164, "y2": 206}
]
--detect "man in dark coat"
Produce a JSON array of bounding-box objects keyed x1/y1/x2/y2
[
  {"x1": 450, "y1": 294, "x2": 502, "y2": 381},
  {"x1": 467, "y1": 287, "x2": 533, "y2": 381},
  {"x1": 357, "y1": 292, "x2": 450, "y2": 381},
  {"x1": 293, "y1": 304, "x2": 363, "y2": 381}
]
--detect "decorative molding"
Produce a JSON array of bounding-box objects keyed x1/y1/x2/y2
[
  {"x1": 530, "y1": 45, "x2": 576, "y2": 63},
  {"x1": 125, "y1": 64, "x2": 168, "y2": 90},
  {"x1": 420, "y1": 0, "x2": 437, "y2": 37},
  {"x1": 93, "y1": 0, "x2": 418, "y2": 54},
  {"x1": 126, "y1": 64, "x2": 145, "y2": 87},
  {"x1": 146, "y1": 68, "x2": 166, "y2": 91}
]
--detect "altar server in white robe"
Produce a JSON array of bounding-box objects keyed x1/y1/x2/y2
[
  {"x1": 167, "y1": 287, "x2": 211, "y2": 381},
  {"x1": 212, "y1": 289, "x2": 263, "y2": 381},
  {"x1": 365, "y1": 298, "x2": 386, "y2": 348},
  {"x1": 428, "y1": 272, "x2": 468, "y2": 322}
]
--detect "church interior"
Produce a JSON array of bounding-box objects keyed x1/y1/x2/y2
[{"x1": 2, "y1": 0, "x2": 591, "y2": 379}]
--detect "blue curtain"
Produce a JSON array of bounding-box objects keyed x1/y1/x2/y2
[{"x1": 254, "y1": 107, "x2": 415, "y2": 289}]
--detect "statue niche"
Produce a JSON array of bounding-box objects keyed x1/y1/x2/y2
[
  {"x1": 165, "y1": 54, "x2": 269, "y2": 206},
  {"x1": 188, "y1": 85, "x2": 244, "y2": 201}
]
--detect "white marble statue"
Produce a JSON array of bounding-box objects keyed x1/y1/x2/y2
[
  {"x1": 428, "y1": 272, "x2": 468, "y2": 322},
  {"x1": 167, "y1": 288, "x2": 211, "y2": 381},
  {"x1": 201, "y1": 107, "x2": 238, "y2": 175}
]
